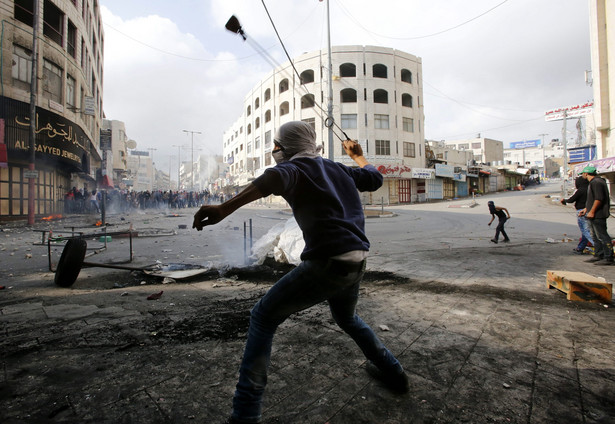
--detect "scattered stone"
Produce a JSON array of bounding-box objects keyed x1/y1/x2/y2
[{"x1": 379, "y1": 324, "x2": 390, "y2": 331}]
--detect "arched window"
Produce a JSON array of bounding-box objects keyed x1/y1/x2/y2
[
  {"x1": 340, "y1": 88, "x2": 357, "y2": 103},
  {"x1": 373, "y1": 64, "x2": 387, "y2": 78},
  {"x1": 279, "y1": 78, "x2": 289, "y2": 93},
  {"x1": 247, "y1": 123, "x2": 252, "y2": 134},
  {"x1": 255, "y1": 117, "x2": 260, "y2": 129},
  {"x1": 373, "y1": 89, "x2": 388, "y2": 104},
  {"x1": 402, "y1": 93, "x2": 413, "y2": 107},
  {"x1": 339, "y1": 63, "x2": 356, "y2": 77},
  {"x1": 401, "y1": 69, "x2": 412, "y2": 84},
  {"x1": 264, "y1": 88, "x2": 271, "y2": 101},
  {"x1": 301, "y1": 94, "x2": 315, "y2": 109},
  {"x1": 280, "y1": 101, "x2": 289, "y2": 116},
  {"x1": 265, "y1": 110, "x2": 271, "y2": 122},
  {"x1": 246, "y1": 105, "x2": 251, "y2": 116},
  {"x1": 255, "y1": 97, "x2": 260, "y2": 110},
  {"x1": 300, "y1": 69, "x2": 314, "y2": 84}
]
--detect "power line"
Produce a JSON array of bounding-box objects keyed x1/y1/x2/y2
[{"x1": 334, "y1": 0, "x2": 509, "y2": 40}]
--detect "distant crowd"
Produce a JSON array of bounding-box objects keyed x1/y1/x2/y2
[{"x1": 64, "y1": 187, "x2": 230, "y2": 214}]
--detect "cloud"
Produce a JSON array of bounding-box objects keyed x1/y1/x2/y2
[{"x1": 100, "y1": 0, "x2": 593, "y2": 172}]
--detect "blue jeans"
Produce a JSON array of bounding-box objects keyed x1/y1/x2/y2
[
  {"x1": 231, "y1": 258, "x2": 402, "y2": 423},
  {"x1": 588, "y1": 217, "x2": 613, "y2": 260},
  {"x1": 576, "y1": 209, "x2": 593, "y2": 250}
]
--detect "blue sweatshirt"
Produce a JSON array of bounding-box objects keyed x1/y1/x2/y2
[{"x1": 252, "y1": 157, "x2": 383, "y2": 260}]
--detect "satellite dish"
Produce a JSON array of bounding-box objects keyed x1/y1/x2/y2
[{"x1": 126, "y1": 139, "x2": 137, "y2": 149}]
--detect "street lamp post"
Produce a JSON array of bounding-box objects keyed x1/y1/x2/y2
[
  {"x1": 172, "y1": 144, "x2": 183, "y2": 190},
  {"x1": 183, "y1": 130, "x2": 202, "y2": 191}
]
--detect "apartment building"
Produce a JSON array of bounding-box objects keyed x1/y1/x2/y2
[
  {"x1": 223, "y1": 45, "x2": 425, "y2": 204},
  {"x1": 0, "y1": 0, "x2": 104, "y2": 219}
]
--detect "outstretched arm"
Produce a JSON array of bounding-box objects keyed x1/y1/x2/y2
[{"x1": 192, "y1": 183, "x2": 264, "y2": 230}]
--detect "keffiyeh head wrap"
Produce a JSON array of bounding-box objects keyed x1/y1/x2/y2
[
  {"x1": 487, "y1": 200, "x2": 496, "y2": 214},
  {"x1": 274, "y1": 121, "x2": 323, "y2": 161}
]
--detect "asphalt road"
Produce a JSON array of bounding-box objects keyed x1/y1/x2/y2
[{"x1": 1, "y1": 181, "x2": 614, "y2": 424}]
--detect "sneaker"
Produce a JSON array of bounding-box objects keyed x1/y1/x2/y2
[
  {"x1": 572, "y1": 248, "x2": 584, "y2": 254},
  {"x1": 365, "y1": 361, "x2": 409, "y2": 394},
  {"x1": 490, "y1": 239, "x2": 498, "y2": 244},
  {"x1": 593, "y1": 258, "x2": 614, "y2": 266},
  {"x1": 584, "y1": 256, "x2": 603, "y2": 263},
  {"x1": 502, "y1": 239, "x2": 511, "y2": 243}
]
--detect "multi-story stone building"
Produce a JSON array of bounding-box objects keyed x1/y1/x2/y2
[
  {"x1": 0, "y1": 0, "x2": 104, "y2": 219},
  {"x1": 223, "y1": 45, "x2": 425, "y2": 204}
]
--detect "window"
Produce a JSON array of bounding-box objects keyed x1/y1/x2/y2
[
  {"x1": 458, "y1": 143, "x2": 470, "y2": 150},
  {"x1": 373, "y1": 89, "x2": 388, "y2": 104},
  {"x1": 247, "y1": 124, "x2": 252, "y2": 134},
  {"x1": 265, "y1": 110, "x2": 271, "y2": 123},
  {"x1": 301, "y1": 94, "x2": 315, "y2": 109},
  {"x1": 341, "y1": 114, "x2": 357, "y2": 129},
  {"x1": 302, "y1": 118, "x2": 315, "y2": 131},
  {"x1": 403, "y1": 142, "x2": 416, "y2": 158},
  {"x1": 12, "y1": 45, "x2": 32, "y2": 84},
  {"x1": 42, "y1": 59, "x2": 63, "y2": 103},
  {"x1": 374, "y1": 114, "x2": 389, "y2": 129},
  {"x1": 255, "y1": 117, "x2": 260, "y2": 129},
  {"x1": 472, "y1": 142, "x2": 482, "y2": 149},
  {"x1": 265, "y1": 154, "x2": 271, "y2": 167},
  {"x1": 402, "y1": 117, "x2": 414, "y2": 132},
  {"x1": 66, "y1": 74, "x2": 76, "y2": 107},
  {"x1": 340, "y1": 88, "x2": 357, "y2": 103},
  {"x1": 375, "y1": 140, "x2": 390, "y2": 155},
  {"x1": 401, "y1": 69, "x2": 412, "y2": 84},
  {"x1": 300, "y1": 69, "x2": 314, "y2": 84},
  {"x1": 401, "y1": 93, "x2": 413, "y2": 107},
  {"x1": 279, "y1": 78, "x2": 289, "y2": 93},
  {"x1": 14, "y1": 0, "x2": 33, "y2": 27},
  {"x1": 280, "y1": 101, "x2": 289, "y2": 116},
  {"x1": 373, "y1": 64, "x2": 387, "y2": 78},
  {"x1": 43, "y1": 0, "x2": 64, "y2": 47},
  {"x1": 264, "y1": 88, "x2": 271, "y2": 101},
  {"x1": 339, "y1": 63, "x2": 356, "y2": 77},
  {"x1": 255, "y1": 97, "x2": 260, "y2": 110},
  {"x1": 265, "y1": 131, "x2": 272, "y2": 147},
  {"x1": 67, "y1": 20, "x2": 77, "y2": 58}
]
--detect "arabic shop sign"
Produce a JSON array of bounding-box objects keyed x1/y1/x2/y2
[
  {"x1": 2, "y1": 97, "x2": 90, "y2": 170},
  {"x1": 411, "y1": 168, "x2": 435, "y2": 179},
  {"x1": 545, "y1": 101, "x2": 593, "y2": 122},
  {"x1": 376, "y1": 164, "x2": 412, "y2": 178}
]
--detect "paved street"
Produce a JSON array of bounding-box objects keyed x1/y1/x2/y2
[{"x1": 1, "y1": 181, "x2": 614, "y2": 423}]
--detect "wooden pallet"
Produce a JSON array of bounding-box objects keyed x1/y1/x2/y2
[{"x1": 546, "y1": 270, "x2": 612, "y2": 303}]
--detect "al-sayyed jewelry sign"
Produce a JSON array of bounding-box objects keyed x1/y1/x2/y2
[{"x1": 1, "y1": 97, "x2": 91, "y2": 171}]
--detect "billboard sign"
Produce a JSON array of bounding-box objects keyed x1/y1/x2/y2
[
  {"x1": 435, "y1": 163, "x2": 454, "y2": 178},
  {"x1": 568, "y1": 146, "x2": 596, "y2": 163},
  {"x1": 510, "y1": 139, "x2": 540, "y2": 149},
  {"x1": 545, "y1": 101, "x2": 593, "y2": 121}
]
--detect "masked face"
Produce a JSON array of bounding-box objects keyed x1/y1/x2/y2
[{"x1": 272, "y1": 150, "x2": 286, "y2": 164}]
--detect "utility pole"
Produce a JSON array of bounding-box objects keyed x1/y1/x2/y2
[
  {"x1": 325, "y1": 0, "x2": 334, "y2": 160},
  {"x1": 538, "y1": 133, "x2": 548, "y2": 178},
  {"x1": 183, "y1": 130, "x2": 201, "y2": 191},
  {"x1": 27, "y1": 0, "x2": 40, "y2": 225},
  {"x1": 562, "y1": 111, "x2": 568, "y2": 196}
]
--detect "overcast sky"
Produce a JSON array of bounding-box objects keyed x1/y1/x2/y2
[{"x1": 98, "y1": 0, "x2": 592, "y2": 174}]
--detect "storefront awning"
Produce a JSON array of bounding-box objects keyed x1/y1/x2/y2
[
  {"x1": 101, "y1": 175, "x2": 114, "y2": 188},
  {"x1": 479, "y1": 170, "x2": 491, "y2": 175}
]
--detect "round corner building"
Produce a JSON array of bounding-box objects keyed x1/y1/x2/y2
[
  {"x1": 223, "y1": 45, "x2": 425, "y2": 205},
  {"x1": 0, "y1": 0, "x2": 104, "y2": 220}
]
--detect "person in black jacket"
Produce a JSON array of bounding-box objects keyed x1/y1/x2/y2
[
  {"x1": 579, "y1": 165, "x2": 613, "y2": 265},
  {"x1": 487, "y1": 201, "x2": 511, "y2": 243},
  {"x1": 561, "y1": 176, "x2": 594, "y2": 253},
  {"x1": 193, "y1": 121, "x2": 407, "y2": 424}
]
